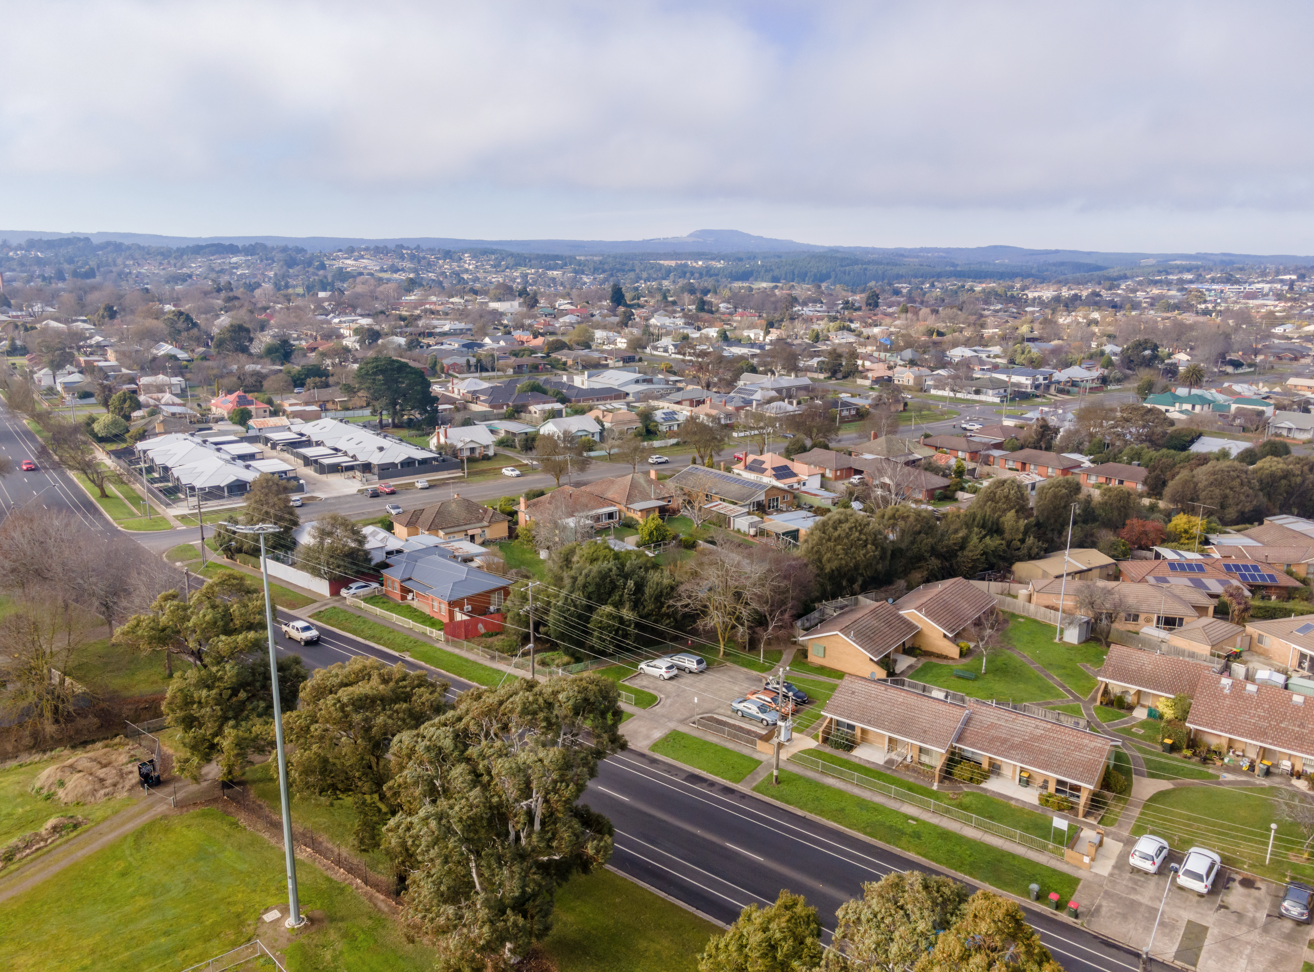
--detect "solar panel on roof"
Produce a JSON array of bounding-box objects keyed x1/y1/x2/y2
[
  {"x1": 1255, "y1": 573, "x2": 1279, "y2": 584},
  {"x1": 1168, "y1": 562, "x2": 1206, "y2": 573},
  {"x1": 1295, "y1": 622, "x2": 1314, "y2": 636}
]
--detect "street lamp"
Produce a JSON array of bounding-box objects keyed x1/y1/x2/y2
[
  {"x1": 231, "y1": 523, "x2": 305, "y2": 929},
  {"x1": 1141, "y1": 862, "x2": 1178, "y2": 972}
]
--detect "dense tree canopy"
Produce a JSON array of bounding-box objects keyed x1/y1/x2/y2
[
  {"x1": 354, "y1": 355, "x2": 434, "y2": 426},
  {"x1": 801, "y1": 508, "x2": 891, "y2": 599}
]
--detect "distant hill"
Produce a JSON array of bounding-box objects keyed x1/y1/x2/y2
[{"x1": 2, "y1": 227, "x2": 1310, "y2": 265}]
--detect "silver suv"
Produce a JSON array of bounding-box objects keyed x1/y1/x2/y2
[{"x1": 666, "y1": 652, "x2": 706, "y2": 673}]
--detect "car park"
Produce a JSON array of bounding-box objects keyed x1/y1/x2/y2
[
  {"x1": 20, "y1": 460, "x2": 36, "y2": 471},
  {"x1": 1176, "y1": 847, "x2": 1222, "y2": 895},
  {"x1": 1280, "y1": 882, "x2": 1313, "y2": 923},
  {"x1": 378, "y1": 483, "x2": 396, "y2": 494},
  {"x1": 280, "y1": 619, "x2": 320, "y2": 644},
  {"x1": 415, "y1": 479, "x2": 430, "y2": 489},
  {"x1": 731, "y1": 698, "x2": 779, "y2": 725},
  {"x1": 666, "y1": 652, "x2": 706, "y2": 673},
  {"x1": 765, "y1": 678, "x2": 810, "y2": 705},
  {"x1": 647, "y1": 454, "x2": 669, "y2": 464},
  {"x1": 638, "y1": 659, "x2": 678, "y2": 680},
  {"x1": 1128, "y1": 835, "x2": 1170, "y2": 875},
  {"x1": 502, "y1": 466, "x2": 522, "y2": 477},
  {"x1": 289, "y1": 496, "x2": 303, "y2": 507},
  {"x1": 342, "y1": 581, "x2": 380, "y2": 597},
  {"x1": 747, "y1": 688, "x2": 794, "y2": 714},
  {"x1": 385, "y1": 503, "x2": 403, "y2": 516}
]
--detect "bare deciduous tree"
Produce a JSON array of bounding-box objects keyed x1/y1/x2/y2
[
  {"x1": 1073, "y1": 582, "x2": 1126, "y2": 647},
  {"x1": 0, "y1": 597, "x2": 97, "y2": 738},
  {"x1": 965, "y1": 606, "x2": 1009, "y2": 674},
  {"x1": 1275, "y1": 789, "x2": 1314, "y2": 856},
  {"x1": 673, "y1": 547, "x2": 767, "y2": 658},
  {"x1": 679, "y1": 485, "x2": 716, "y2": 528}
]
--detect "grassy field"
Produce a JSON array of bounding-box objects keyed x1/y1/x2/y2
[
  {"x1": 543, "y1": 867, "x2": 717, "y2": 972},
  {"x1": 196, "y1": 561, "x2": 317, "y2": 610},
  {"x1": 1046, "y1": 702, "x2": 1126, "y2": 723},
  {"x1": 756, "y1": 771, "x2": 1078, "y2": 903},
  {"x1": 1130, "y1": 785, "x2": 1314, "y2": 883},
  {"x1": 79, "y1": 637, "x2": 172, "y2": 698},
  {"x1": 312, "y1": 607, "x2": 508, "y2": 687},
  {"x1": 0, "y1": 750, "x2": 136, "y2": 854},
  {"x1": 362, "y1": 594, "x2": 444, "y2": 630},
  {"x1": 911, "y1": 649, "x2": 1059, "y2": 704},
  {"x1": 0, "y1": 810, "x2": 439, "y2": 972},
  {"x1": 651, "y1": 731, "x2": 762, "y2": 783},
  {"x1": 496, "y1": 541, "x2": 548, "y2": 580},
  {"x1": 788, "y1": 677, "x2": 837, "y2": 735},
  {"x1": 592, "y1": 665, "x2": 659, "y2": 708},
  {"x1": 783, "y1": 658, "x2": 844, "y2": 681},
  {"x1": 165, "y1": 542, "x2": 201, "y2": 563},
  {"x1": 729, "y1": 648, "x2": 785, "y2": 674},
  {"x1": 797, "y1": 749, "x2": 1063, "y2": 842},
  {"x1": 1002, "y1": 616, "x2": 1107, "y2": 697}
]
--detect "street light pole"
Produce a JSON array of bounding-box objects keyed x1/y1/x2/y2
[
  {"x1": 1141, "y1": 863, "x2": 1178, "y2": 972},
  {"x1": 772, "y1": 664, "x2": 791, "y2": 786},
  {"x1": 232, "y1": 523, "x2": 304, "y2": 929},
  {"x1": 1053, "y1": 502, "x2": 1078, "y2": 643}
]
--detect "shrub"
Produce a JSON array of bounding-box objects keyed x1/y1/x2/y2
[
  {"x1": 949, "y1": 759, "x2": 988, "y2": 785},
  {"x1": 1038, "y1": 791, "x2": 1073, "y2": 812},
  {"x1": 524, "y1": 488, "x2": 546, "y2": 501},
  {"x1": 1159, "y1": 719, "x2": 1189, "y2": 751},
  {"x1": 92, "y1": 413, "x2": 129, "y2": 441},
  {"x1": 620, "y1": 515, "x2": 640, "y2": 529},
  {"x1": 1101, "y1": 766, "x2": 1130, "y2": 796},
  {"x1": 680, "y1": 536, "x2": 697, "y2": 549},
  {"x1": 638, "y1": 515, "x2": 673, "y2": 546}
]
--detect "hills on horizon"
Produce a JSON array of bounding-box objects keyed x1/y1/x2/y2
[{"x1": 2, "y1": 227, "x2": 1310, "y2": 267}]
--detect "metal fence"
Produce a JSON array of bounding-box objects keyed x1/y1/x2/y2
[
  {"x1": 220, "y1": 783, "x2": 399, "y2": 901},
  {"x1": 124, "y1": 719, "x2": 174, "y2": 779},
  {"x1": 618, "y1": 690, "x2": 636, "y2": 705},
  {"x1": 176, "y1": 939, "x2": 287, "y2": 972},
  {"x1": 344, "y1": 596, "x2": 506, "y2": 663},
  {"x1": 790, "y1": 751, "x2": 1066, "y2": 859},
  {"x1": 692, "y1": 715, "x2": 769, "y2": 748}
]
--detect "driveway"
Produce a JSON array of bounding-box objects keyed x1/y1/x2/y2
[
  {"x1": 1085, "y1": 846, "x2": 1310, "y2": 972},
  {"x1": 620, "y1": 660, "x2": 777, "y2": 748}
]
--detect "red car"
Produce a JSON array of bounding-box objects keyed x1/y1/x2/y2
[
  {"x1": 746, "y1": 688, "x2": 794, "y2": 715},
  {"x1": 733, "y1": 452, "x2": 746, "y2": 462},
  {"x1": 377, "y1": 483, "x2": 396, "y2": 494},
  {"x1": 20, "y1": 460, "x2": 36, "y2": 471}
]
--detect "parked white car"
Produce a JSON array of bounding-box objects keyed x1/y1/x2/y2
[
  {"x1": 415, "y1": 479, "x2": 430, "y2": 489},
  {"x1": 502, "y1": 466, "x2": 523, "y2": 477},
  {"x1": 289, "y1": 496, "x2": 303, "y2": 508},
  {"x1": 342, "y1": 581, "x2": 380, "y2": 597},
  {"x1": 1176, "y1": 847, "x2": 1222, "y2": 895},
  {"x1": 647, "y1": 454, "x2": 670, "y2": 465},
  {"x1": 637, "y1": 659, "x2": 678, "y2": 680},
  {"x1": 1128, "y1": 835, "x2": 1170, "y2": 875},
  {"x1": 962, "y1": 421, "x2": 983, "y2": 431},
  {"x1": 280, "y1": 620, "x2": 320, "y2": 644}
]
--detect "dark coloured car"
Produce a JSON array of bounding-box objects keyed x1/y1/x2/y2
[
  {"x1": 364, "y1": 487, "x2": 380, "y2": 498},
  {"x1": 1281, "y1": 882, "x2": 1312, "y2": 923},
  {"x1": 765, "y1": 678, "x2": 811, "y2": 705}
]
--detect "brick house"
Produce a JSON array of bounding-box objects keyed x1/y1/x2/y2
[
  {"x1": 893, "y1": 578, "x2": 998, "y2": 659},
  {"x1": 380, "y1": 550, "x2": 510, "y2": 635},
  {"x1": 800, "y1": 601, "x2": 920, "y2": 679},
  {"x1": 518, "y1": 471, "x2": 677, "y2": 527},
  {"x1": 1028, "y1": 579, "x2": 1206, "y2": 631},
  {"x1": 1097, "y1": 644, "x2": 1213, "y2": 710},
  {"x1": 1186, "y1": 675, "x2": 1314, "y2": 775},
  {"x1": 391, "y1": 495, "x2": 510, "y2": 544},
  {"x1": 997, "y1": 449, "x2": 1082, "y2": 478},
  {"x1": 1079, "y1": 462, "x2": 1149, "y2": 492},
  {"x1": 1245, "y1": 616, "x2": 1314, "y2": 676},
  {"x1": 209, "y1": 392, "x2": 271, "y2": 421}
]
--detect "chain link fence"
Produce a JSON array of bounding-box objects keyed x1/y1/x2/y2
[{"x1": 175, "y1": 939, "x2": 287, "y2": 972}]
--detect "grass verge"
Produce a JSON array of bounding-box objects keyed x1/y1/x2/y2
[
  {"x1": 756, "y1": 770, "x2": 1078, "y2": 903},
  {"x1": 362, "y1": 594, "x2": 444, "y2": 630},
  {"x1": 729, "y1": 648, "x2": 784, "y2": 674},
  {"x1": 651, "y1": 731, "x2": 762, "y2": 783},
  {"x1": 592, "y1": 665, "x2": 659, "y2": 708},
  {"x1": 78, "y1": 638, "x2": 172, "y2": 698},
  {"x1": 1046, "y1": 702, "x2": 1126, "y2": 723},
  {"x1": 312, "y1": 607, "x2": 507, "y2": 687},
  {"x1": 1002, "y1": 615, "x2": 1107, "y2": 697},
  {"x1": 784, "y1": 659, "x2": 844, "y2": 680},
  {"x1": 165, "y1": 543, "x2": 201, "y2": 563},
  {"x1": 197, "y1": 561, "x2": 317, "y2": 610},
  {"x1": 911, "y1": 650, "x2": 1059, "y2": 704}
]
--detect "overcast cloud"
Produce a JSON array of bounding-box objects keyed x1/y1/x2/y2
[{"x1": 4, "y1": 1, "x2": 1313, "y2": 251}]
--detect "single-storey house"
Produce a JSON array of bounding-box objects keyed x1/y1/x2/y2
[
  {"x1": 1012, "y1": 549, "x2": 1117, "y2": 583},
  {"x1": 538, "y1": 415, "x2": 603, "y2": 442},
  {"x1": 433, "y1": 424, "x2": 498, "y2": 458},
  {"x1": 893, "y1": 578, "x2": 998, "y2": 660},
  {"x1": 820, "y1": 676, "x2": 1114, "y2": 818},
  {"x1": 380, "y1": 550, "x2": 510, "y2": 635},
  {"x1": 921, "y1": 435, "x2": 994, "y2": 461},
  {"x1": 391, "y1": 495, "x2": 510, "y2": 544},
  {"x1": 997, "y1": 449, "x2": 1083, "y2": 479},
  {"x1": 1097, "y1": 644, "x2": 1213, "y2": 711},
  {"x1": 518, "y1": 470, "x2": 678, "y2": 527},
  {"x1": 1079, "y1": 462, "x2": 1149, "y2": 493},
  {"x1": 1269, "y1": 410, "x2": 1314, "y2": 440},
  {"x1": 668, "y1": 465, "x2": 793, "y2": 514},
  {"x1": 1166, "y1": 616, "x2": 1246, "y2": 656},
  {"x1": 1028, "y1": 579, "x2": 1206, "y2": 630},
  {"x1": 1246, "y1": 617, "x2": 1314, "y2": 676},
  {"x1": 849, "y1": 455, "x2": 952, "y2": 502},
  {"x1": 734, "y1": 453, "x2": 821, "y2": 489},
  {"x1": 1187, "y1": 675, "x2": 1314, "y2": 775},
  {"x1": 801, "y1": 600, "x2": 921, "y2": 678},
  {"x1": 1119, "y1": 557, "x2": 1304, "y2": 598},
  {"x1": 790, "y1": 448, "x2": 857, "y2": 481},
  {"x1": 209, "y1": 391, "x2": 271, "y2": 421},
  {"x1": 1215, "y1": 545, "x2": 1314, "y2": 579}
]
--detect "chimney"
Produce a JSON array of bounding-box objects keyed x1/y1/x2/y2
[
  {"x1": 650, "y1": 468, "x2": 658, "y2": 481},
  {"x1": 519, "y1": 494, "x2": 527, "y2": 511},
  {"x1": 453, "y1": 492, "x2": 460, "y2": 500},
  {"x1": 720, "y1": 461, "x2": 726, "y2": 471},
  {"x1": 870, "y1": 430, "x2": 877, "y2": 440}
]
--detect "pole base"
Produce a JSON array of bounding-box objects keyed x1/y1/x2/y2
[{"x1": 285, "y1": 914, "x2": 308, "y2": 929}]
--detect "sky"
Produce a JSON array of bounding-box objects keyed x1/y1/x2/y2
[{"x1": 4, "y1": 1, "x2": 1314, "y2": 253}]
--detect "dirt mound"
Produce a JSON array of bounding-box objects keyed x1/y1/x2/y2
[
  {"x1": 32, "y1": 745, "x2": 141, "y2": 804},
  {"x1": 0, "y1": 816, "x2": 88, "y2": 868}
]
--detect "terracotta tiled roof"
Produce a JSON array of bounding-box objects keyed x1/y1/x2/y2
[
  {"x1": 1081, "y1": 462, "x2": 1148, "y2": 484},
  {"x1": 1098, "y1": 644, "x2": 1213, "y2": 697},
  {"x1": 1000, "y1": 449, "x2": 1083, "y2": 469},
  {"x1": 804, "y1": 601, "x2": 921, "y2": 662},
  {"x1": 396, "y1": 497, "x2": 507, "y2": 534},
  {"x1": 895, "y1": 577, "x2": 996, "y2": 636},
  {"x1": 1173, "y1": 617, "x2": 1244, "y2": 647},
  {"x1": 1119, "y1": 557, "x2": 1302, "y2": 589},
  {"x1": 1029, "y1": 579, "x2": 1199, "y2": 616},
  {"x1": 824, "y1": 678, "x2": 963, "y2": 752},
  {"x1": 578, "y1": 472, "x2": 675, "y2": 509},
  {"x1": 1246, "y1": 616, "x2": 1314, "y2": 655},
  {"x1": 1187, "y1": 676, "x2": 1314, "y2": 761},
  {"x1": 1241, "y1": 522, "x2": 1314, "y2": 546},
  {"x1": 1225, "y1": 545, "x2": 1314, "y2": 565}
]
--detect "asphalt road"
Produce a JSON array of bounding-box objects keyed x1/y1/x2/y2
[{"x1": 0, "y1": 396, "x2": 112, "y2": 532}]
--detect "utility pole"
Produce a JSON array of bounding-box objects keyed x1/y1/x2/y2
[
  {"x1": 526, "y1": 581, "x2": 539, "y2": 679},
  {"x1": 196, "y1": 488, "x2": 206, "y2": 567},
  {"x1": 182, "y1": 567, "x2": 190, "y2": 602},
  {"x1": 772, "y1": 664, "x2": 791, "y2": 786},
  {"x1": 1141, "y1": 863, "x2": 1178, "y2": 972},
  {"x1": 1192, "y1": 502, "x2": 1216, "y2": 554},
  {"x1": 1053, "y1": 502, "x2": 1078, "y2": 643}
]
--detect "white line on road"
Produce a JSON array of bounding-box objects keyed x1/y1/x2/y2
[
  {"x1": 595, "y1": 786, "x2": 630, "y2": 802},
  {"x1": 724, "y1": 842, "x2": 763, "y2": 861}
]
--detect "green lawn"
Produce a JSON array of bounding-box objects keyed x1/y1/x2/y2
[
  {"x1": 0, "y1": 810, "x2": 438, "y2": 972},
  {"x1": 592, "y1": 665, "x2": 659, "y2": 708},
  {"x1": 0, "y1": 750, "x2": 136, "y2": 855},
  {"x1": 756, "y1": 771, "x2": 1078, "y2": 904},
  {"x1": 312, "y1": 607, "x2": 508, "y2": 687},
  {"x1": 1112, "y1": 717, "x2": 1162, "y2": 741},
  {"x1": 543, "y1": 867, "x2": 717, "y2": 972},
  {"x1": 651, "y1": 731, "x2": 762, "y2": 783},
  {"x1": 1130, "y1": 785, "x2": 1314, "y2": 883},
  {"x1": 729, "y1": 648, "x2": 785, "y2": 674},
  {"x1": 362, "y1": 594, "x2": 444, "y2": 630},
  {"x1": 1046, "y1": 702, "x2": 1125, "y2": 723},
  {"x1": 244, "y1": 761, "x2": 391, "y2": 874},
  {"x1": 788, "y1": 677, "x2": 837, "y2": 735},
  {"x1": 496, "y1": 541, "x2": 547, "y2": 580},
  {"x1": 197, "y1": 561, "x2": 317, "y2": 610},
  {"x1": 1131, "y1": 746, "x2": 1220, "y2": 782},
  {"x1": 1002, "y1": 615, "x2": 1107, "y2": 697},
  {"x1": 69, "y1": 471, "x2": 173, "y2": 532},
  {"x1": 783, "y1": 659, "x2": 844, "y2": 681},
  {"x1": 78, "y1": 637, "x2": 172, "y2": 699},
  {"x1": 164, "y1": 543, "x2": 201, "y2": 563},
  {"x1": 796, "y1": 749, "x2": 1062, "y2": 842},
  {"x1": 911, "y1": 650, "x2": 1059, "y2": 704}
]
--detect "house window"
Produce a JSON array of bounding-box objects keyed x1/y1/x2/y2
[
  {"x1": 767, "y1": 495, "x2": 780, "y2": 511},
  {"x1": 811, "y1": 642, "x2": 825, "y2": 659},
  {"x1": 1123, "y1": 612, "x2": 1138, "y2": 622},
  {"x1": 1054, "y1": 778, "x2": 1081, "y2": 799},
  {"x1": 1157, "y1": 615, "x2": 1184, "y2": 630},
  {"x1": 1257, "y1": 634, "x2": 1271, "y2": 647},
  {"x1": 489, "y1": 589, "x2": 504, "y2": 612}
]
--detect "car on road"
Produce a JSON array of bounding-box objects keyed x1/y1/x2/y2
[
  {"x1": 747, "y1": 688, "x2": 794, "y2": 714},
  {"x1": 20, "y1": 460, "x2": 36, "y2": 471},
  {"x1": 385, "y1": 503, "x2": 403, "y2": 516},
  {"x1": 1128, "y1": 835, "x2": 1170, "y2": 875},
  {"x1": 962, "y1": 422, "x2": 983, "y2": 432},
  {"x1": 637, "y1": 659, "x2": 678, "y2": 680},
  {"x1": 665, "y1": 652, "x2": 706, "y2": 673},
  {"x1": 764, "y1": 678, "x2": 811, "y2": 705},
  {"x1": 281, "y1": 619, "x2": 320, "y2": 644},
  {"x1": 342, "y1": 581, "x2": 381, "y2": 597},
  {"x1": 415, "y1": 479, "x2": 430, "y2": 489},
  {"x1": 378, "y1": 483, "x2": 396, "y2": 494},
  {"x1": 647, "y1": 454, "x2": 669, "y2": 465},
  {"x1": 731, "y1": 698, "x2": 779, "y2": 725},
  {"x1": 1280, "y1": 882, "x2": 1313, "y2": 923},
  {"x1": 1176, "y1": 847, "x2": 1222, "y2": 895},
  {"x1": 289, "y1": 496, "x2": 303, "y2": 507},
  {"x1": 733, "y1": 452, "x2": 746, "y2": 462},
  {"x1": 502, "y1": 466, "x2": 523, "y2": 477},
  {"x1": 364, "y1": 487, "x2": 380, "y2": 498}
]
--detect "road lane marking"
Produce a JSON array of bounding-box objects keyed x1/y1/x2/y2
[
  {"x1": 613, "y1": 843, "x2": 754, "y2": 911},
  {"x1": 595, "y1": 786, "x2": 629, "y2": 802},
  {"x1": 724, "y1": 842, "x2": 763, "y2": 861}
]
